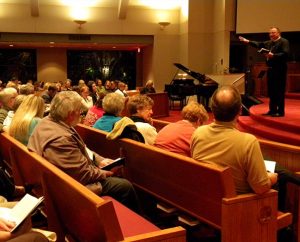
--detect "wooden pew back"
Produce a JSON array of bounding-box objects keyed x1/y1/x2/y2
[
  {"x1": 3, "y1": 132, "x2": 130, "y2": 241},
  {"x1": 42, "y1": 165, "x2": 125, "y2": 241},
  {"x1": 120, "y1": 138, "x2": 236, "y2": 229},
  {"x1": 120, "y1": 138, "x2": 290, "y2": 242},
  {"x1": 0, "y1": 132, "x2": 13, "y2": 172},
  {"x1": 152, "y1": 119, "x2": 170, "y2": 132},
  {"x1": 2, "y1": 132, "x2": 186, "y2": 242},
  {"x1": 0, "y1": 133, "x2": 36, "y2": 188},
  {"x1": 259, "y1": 138, "x2": 300, "y2": 172},
  {"x1": 72, "y1": 122, "x2": 293, "y2": 242},
  {"x1": 75, "y1": 124, "x2": 121, "y2": 159}
]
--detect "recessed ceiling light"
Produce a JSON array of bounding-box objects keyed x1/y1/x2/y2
[
  {"x1": 9, "y1": 44, "x2": 14, "y2": 47},
  {"x1": 49, "y1": 42, "x2": 55, "y2": 44},
  {"x1": 112, "y1": 46, "x2": 116, "y2": 49}
]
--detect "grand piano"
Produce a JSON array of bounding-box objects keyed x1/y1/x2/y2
[{"x1": 165, "y1": 63, "x2": 218, "y2": 110}]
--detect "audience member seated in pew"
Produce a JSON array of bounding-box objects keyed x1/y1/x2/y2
[
  {"x1": 82, "y1": 93, "x2": 105, "y2": 127},
  {"x1": 107, "y1": 117, "x2": 145, "y2": 143},
  {"x1": 2, "y1": 95, "x2": 26, "y2": 132},
  {"x1": 9, "y1": 95, "x2": 45, "y2": 145},
  {"x1": 0, "y1": 88, "x2": 18, "y2": 132},
  {"x1": 0, "y1": 218, "x2": 48, "y2": 242},
  {"x1": 93, "y1": 93, "x2": 124, "y2": 132},
  {"x1": 154, "y1": 101, "x2": 208, "y2": 156},
  {"x1": 27, "y1": 91, "x2": 140, "y2": 212},
  {"x1": 191, "y1": 85, "x2": 300, "y2": 211},
  {"x1": 0, "y1": 195, "x2": 52, "y2": 242},
  {"x1": 127, "y1": 94, "x2": 157, "y2": 145}
]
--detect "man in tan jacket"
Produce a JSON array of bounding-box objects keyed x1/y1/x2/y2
[{"x1": 28, "y1": 91, "x2": 139, "y2": 212}]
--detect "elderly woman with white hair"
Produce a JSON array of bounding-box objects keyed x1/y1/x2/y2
[
  {"x1": 0, "y1": 87, "x2": 18, "y2": 131},
  {"x1": 27, "y1": 91, "x2": 139, "y2": 212},
  {"x1": 93, "y1": 92, "x2": 125, "y2": 132}
]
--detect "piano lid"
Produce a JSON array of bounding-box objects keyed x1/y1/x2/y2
[{"x1": 172, "y1": 63, "x2": 217, "y2": 85}]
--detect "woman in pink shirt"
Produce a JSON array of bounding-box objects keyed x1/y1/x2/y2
[
  {"x1": 154, "y1": 101, "x2": 208, "y2": 156},
  {"x1": 83, "y1": 94, "x2": 105, "y2": 126}
]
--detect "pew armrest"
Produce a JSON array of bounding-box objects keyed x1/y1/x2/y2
[
  {"x1": 221, "y1": 189, "x2": 279, "y2": 242},
  {"x1": 123, "y1": 226, "x2": 186, "y2": 242},
  {"x1": 222, "y1": 189, "x2": 278, "y2": 204}
]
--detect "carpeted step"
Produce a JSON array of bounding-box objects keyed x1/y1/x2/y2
[
  {"x1": 238, "y1": 116, "x2": 300, "y2": 146},
  {"x1": 286, "y1": 92, "x2": 300, "y2": 100},
  {"x1": 249, "y1": 113, "x2": 300, "y2": 134},
  {"x1": 247, "y1": 98, "x2": 300, "y2": 134}
]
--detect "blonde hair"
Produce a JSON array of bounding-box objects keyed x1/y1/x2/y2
[
  {"x1": 145, "y1": 80, "x2": 154, "y2": 88},
  {"x1": 181, "y1": 101, "x2": 209, "y2": 123},
  {"x1": 9, "y1": 94, "x2": 45, "y2": 142}
]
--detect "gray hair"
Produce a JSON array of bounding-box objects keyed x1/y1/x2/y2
[
  {"x1": 50, "y1": 91, "x2": 82, "y2": 122},
  {"x1": 102, "y1": 92, "x2": 125, "y2": 115},
  {"x1": 0, "y1": 87, "x2": 18, "y2": 106},
  {"x1": 19, "y1": 83, "x2": 34, "y2": 95}
]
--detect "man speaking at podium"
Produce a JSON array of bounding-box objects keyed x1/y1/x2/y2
[{"x1": 239, "y1": 27, "x2": 289, "y2": 117}]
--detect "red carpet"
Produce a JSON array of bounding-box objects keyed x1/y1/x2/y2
[{"x1": 237, "y1": 97, "x2": 300, "y2": 146}]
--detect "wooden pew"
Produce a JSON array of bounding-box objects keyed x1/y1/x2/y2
[
  {"x1": 0, "y1": 131, "x2": 13, "y2": 173},
  {"x1": 259, "y1": 139, "x2": 300, "y2": 172},
  {"x1": 258, "y1": 139, "x2": 300, "y2": 242},
  {"x1": 119, "y1": 138, "x2": 292, "y2": 242},
  {"x1": 152, "y1": 119, "x2": 170, "y2": 132},
  {"x1": 41, "y1": 159, "x2": 185, "y2": 242},
  {"x1": 75, "y1": 124, "x2": 121, "y2": 159},
  {"x1": 77, "y1": 125, "x2": 291, "y2": 242},
  {"x1": 75, "y1": 122, "x2": 300, "y2": 241},
  {"x1": 1, "y1": 133, "x2": 186, "y2": 242}
]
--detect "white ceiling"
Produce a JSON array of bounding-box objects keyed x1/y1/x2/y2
[{"x1": 0, "y1": 0, "x2": 182, "y2": 9}]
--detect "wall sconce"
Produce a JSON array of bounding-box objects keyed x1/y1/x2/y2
[
  {"x1": 158, "y1": 21, "x2": 170, "y2": 30},
  {"x1": 74, "y1": 20, "x2": 87, "y2": 29}
]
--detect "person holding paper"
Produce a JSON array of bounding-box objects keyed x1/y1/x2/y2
[
  {"x1": 28, "y1": 91, "x2": 139, "y2": 212},
  {"x1": 0, "y1": 218, "x2": 48, "y2": 242},
  {"x1": 239, "y1": 27, "x2": 289, "y2": 117},
  {"x1": 191, "y1": 86, "x2": 276, "y2": 195},
  {"x1": 191, "y1": 86, "x2": 300, "y2": 210}
]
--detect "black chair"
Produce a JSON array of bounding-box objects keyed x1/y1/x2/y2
[{"x1": 165, "y1": 84, "x2": 186, "y2": 110}]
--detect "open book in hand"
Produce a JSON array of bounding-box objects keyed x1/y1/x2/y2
[
  {"x1": 258, "y1": 48, "x2": 270, "y2": 54},
  {"x1": 0, "y1": 194, "x2": 44, "y2": 232},
  {"x1": 264, "y1": 160, "x2": 276, "y2": 173},
  {"x1": 101, "y1": 157, "x2": 125, "y2": 171}
]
